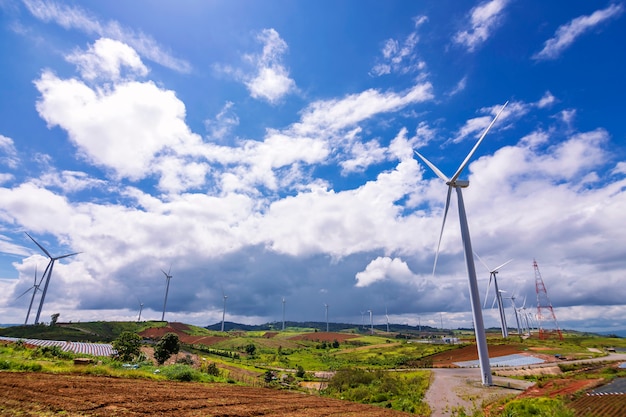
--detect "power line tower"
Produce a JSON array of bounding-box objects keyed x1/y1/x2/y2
[{"x1": 534, "y1": 259, "x2": 563, "y2": 340}]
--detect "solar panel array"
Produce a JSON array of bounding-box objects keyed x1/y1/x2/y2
[{"x1": 0, "y1": 336, "x2": 115, "y2": 357}]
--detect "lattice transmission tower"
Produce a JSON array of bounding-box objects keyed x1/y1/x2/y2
[{"x1": 534, "y1": 259, "x2": 563, "y2": 340}]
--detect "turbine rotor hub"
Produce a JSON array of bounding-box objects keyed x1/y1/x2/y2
[{"x1": 447, "y1": 180, "x2": 470, "y2": 188}]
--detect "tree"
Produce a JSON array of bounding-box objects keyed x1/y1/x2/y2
[
  {"x1": 112, "y1": 331, "x2": 142, "y2": 362},
  {"x1": 154, "y1": 332, "x2": 180, "y2": 365},
  {"x1": 50, "y1": 313, "x2": 60, "y2": 326},
  {"x1": 244, "y1": 343, "x2": 256, "y2": 356}
]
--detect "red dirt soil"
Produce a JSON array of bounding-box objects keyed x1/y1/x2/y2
[
  {"x1": 0, "y1": 372, "x2": 415, "y2": 416},
  {"x1": 138, "y1": 324, "x2": 228, "y2": 346},
  {"x1": 428, "y1": 343, "x2": 556, "y2": 367}
]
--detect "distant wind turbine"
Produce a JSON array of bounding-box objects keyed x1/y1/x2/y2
[
  {"x1": 385, "y1": 305, "x2": 390, "y2": 332},
  {"x1": 15, "y1": 265, "x2": 42, "y2": 325},
  {"x1": 414, "y1": 101, "x2": 508, "y2": 386},
  {"x1": 368, "y1": 309, "x2": 373, "y2": 334},
  {"x1": 161, "y1": 266, "x2": 172, "y2": 322},
  {"x1": 137, "y1": 298, "x2": 144, "y2": 322},
  {"x1": 221, "y1": 287, "x2": 228, "y2": 332},
  {"x1": 282, "y1": 297, "x2": 286, "y2": 331},
  {"x1": 324, "y1": 303, "x2": 329, "y2": 332},
  {"x1": 476, "y1": 254, "x2": 513, "y2": 338},
  {"x1": 25, "y1": 233, "x2": 80, "y2": 325}
]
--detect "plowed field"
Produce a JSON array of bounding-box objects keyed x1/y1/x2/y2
[{"x1": 0, "y1": 372, "x2": 414, "y2": 416}]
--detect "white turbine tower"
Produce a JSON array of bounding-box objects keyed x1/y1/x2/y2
[
  {"x1": 161, "y1": 266, "x2": 172, "y2": 322},
  {"x1": 15, "y1": 265, "x2": 42, "y2": 325},
  {"x1": 26, "y1": 233, "x2": 80, "y2": 325},
  {"x1": 385, "y1": 306, "x2": 390, "y2": 332},
  {"x1": 414, "y1": 102, "x2": 508, "y2": 386},
  {"x1": 368, "y1": 309, "x2": 373, "y2": 334},
  {"x1": 137, "y1": 298, "x2": 144, "y2": 322},
  {"x1": 282, "y1": 297, "x2": 286, "y2": 331},
  {"x1": 324, "y1": 303, "x2": 329, "y2": 332},
  {"x1": 477, "y1": 255, "x2": 513, "y2": 338},
  {"x1": 221, "y1": 288, "x2": 228, "y2": 332}
]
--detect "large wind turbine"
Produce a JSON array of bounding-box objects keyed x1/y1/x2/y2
[
  {"x1": 414, "y1": 102, "x2": 508, "y2": 386},
  {"x1": 137, "y1": 298, "x2": 144, "y2": 322},
  {"x1": 477, "y1": 255, "x2": 513, "y2": 338},
  {"x1": 161, "y1": 267, "x2": 172, "y2": 322},
  {"x1": 15, "y1": 265, "x2": 42, "y2": 325},
  {"x1": 26, "y1": 233, "x2": 80, "y2": 325}
]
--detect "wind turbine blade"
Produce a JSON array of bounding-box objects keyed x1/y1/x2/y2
[
  {"x1": 483, "y1": 274, "x2": 493, "y2": 309},
  {"x1": 161, "y1": 269, "x2": 168, "y2": 277},
  {"x1": 450, "y1": 101, "x2": 508, "y2": 182},
  {"x1": 414, "y1": 151, "x2": 450, "y2": 182},
  {"x1": 491, "y1": 295, "x2": 498, "y2": 309},
  {"x1": 33, "y1": 265, "x2": 38, "y2": 285},
  {"x1": 493, "y1": 259, "x2": 513, "y2": 272},
  {"x1": 473, "y1": 252, "x2": 491, "y2": 273},
  {"x1": 15, "y1": 287, "x2": 34, "y2": 300},
  {"x1": 25, "y1": 232, "x2": 52, "y2": 259},
  {"x1": 55, "y1": 252, "x2": 80, "y2": 260},
  {"x1": 432, "y1": 186, "x2": 452, "y2": 276}
]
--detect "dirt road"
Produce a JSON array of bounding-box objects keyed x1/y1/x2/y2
[{"x1": 424, "y1": 368, "x2": 534, "y2": 417}]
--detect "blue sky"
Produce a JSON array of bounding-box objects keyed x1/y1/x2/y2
[{"x1": 1, "y1": 0, "x2": 625, "y2": 333}]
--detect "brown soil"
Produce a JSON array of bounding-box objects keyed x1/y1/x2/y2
[
  {"x1": 0, "y1": 371, "x2": 415, "y2": 416},
  {"x1": 428, "y1": 343, "x2": 557, "y2": 367},
  {"x1": 138, "y1": 324, "x2": 228, "y2": 346},
  {"x1": 518, "y1": 378, "x2": 605, "y2": 399}
]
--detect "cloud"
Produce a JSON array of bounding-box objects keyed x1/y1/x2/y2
[
  {"x1": 451, "y1": 99, "x2": 523, "y2": 144},
  {"x1": 453, "y1": 0, "x2": 509, "y2": 52},
  {"x1": 244, "y1": 29, "x2": 296, "y2": 104},
  {"x1": 66, "y1": 38, "x2": 148, "y2": 81},
  {"x1": 0, "y1": 134, "x2": 19, "y2": 169},
  {"x1": 533, "y1": 3, "x2": 624, "y2": 60},
  {"x1": 370, "y1": 16, "x2": 428, "y2": 77},
  {"x1": 22, "y1": 0, "x2": 191, "y2": 72},
  {"x1": 355, "y1": 256, "x2": 418, "y2": 287},
  {"x1": 205, "y1": 102, "x2": 240, "y2": 142},
  {"x1": 536, "y1": 91, "x2": 556, "y2": 108}
]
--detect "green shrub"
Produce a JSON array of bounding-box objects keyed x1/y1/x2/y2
[
  {"x1": 500, "y1": 398, "x2": 574, "y2": 417},
  {"x1": 161, "y1": 364, "x2": 202, "y2": 382}
]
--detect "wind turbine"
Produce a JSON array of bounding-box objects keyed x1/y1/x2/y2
[
  {"x1": 368, "y1": 309, "x2": 373, "y2": 334},
  {"x1": 324, "y1": 303, "x2": 329, "y2": 332},
  {"x1": 15, "y1": 265, "x2": 42, "y2": 325},
  {"x1": 221, "y1": 287, "x2": 228, "y2": 332},
  {"x1": 137, "y1": 297, "x2": 144, "y2": 322},
  {"x1": 282, "y1": 297, "x2": 286, "y2": 331},
  {"x1": 25, "y1": 233, "x2": 80, "y2": 325},
  {"x1": 385, "y1": 305, "x2": 390, "y2": 332},
  {"x1": 504, "y1": 293, "x2": 522, "y2": 336},
  {"x1": 161, "y1": 266, "x2": 172, "y2": 322},
  {"x1": 476, "y1": 254, "x2": 513, "y2": 338},
  {"x1": 414, "y1": 102, "x2": 508, "y2": 386}
]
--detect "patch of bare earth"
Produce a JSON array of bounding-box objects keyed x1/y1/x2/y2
[{"x1": 0, "y1": 372, "x2": 415, "y2": 416}]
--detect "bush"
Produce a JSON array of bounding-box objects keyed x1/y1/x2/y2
[
  {"x1": 161, "y1": 364, "x2": 203, "y2": 382},
  {"x1": 500, "y1": 398, "x2": 574, "y2": 417}
]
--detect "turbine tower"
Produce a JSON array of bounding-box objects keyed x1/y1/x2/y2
[
  {"x1": 414, "y1": 102, "x2": 508, "y2": 386},
  {"x1": 324, "y1": 303, "x2": 329, "y2": 332},
  {"x1": 282, "y1": 297, "x2": 286, "y2": 331},
  {"x1": 534, "y1": 260, "x2": 563, "y2": 340},
  {"x1": 161, "y1": 267, "x2": 172, "y2": 322},
  {"x1": 15, "y1": 265, "x2": 42, "y2": 325},
  {"x1": 221, "y1": 289, "x2": 228, "y2": 332},
  {"x1": 477, "y1": 255, "x2": 513, "y2": 338},
  {"x1": 26, "y1": 233, "x2": 80, "y2": 325},
  {"x1": 137, "y1": 298, "x2": 144, "y2": 322},
  {"x1": 368, "y1": 309, "x2": 373, "y2": 334}
]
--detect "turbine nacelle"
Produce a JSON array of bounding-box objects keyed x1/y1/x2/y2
[{"x1": 447, "y1": 180, "x2": 469, "y2": 188}]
